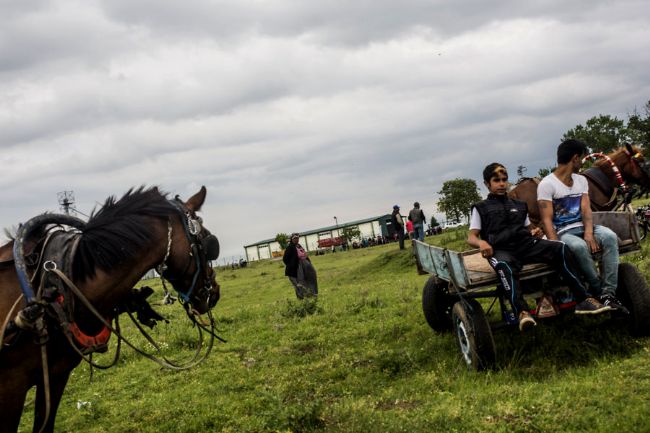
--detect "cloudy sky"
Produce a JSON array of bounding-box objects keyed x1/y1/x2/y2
[{"x1": 2, "y1": 0, "x2": 649, "y2": 262}]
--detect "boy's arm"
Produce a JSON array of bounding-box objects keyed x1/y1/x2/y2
[
  {"x1": 527, "y1": 225, "x2": 543, "y2": 238},
  {"x1": 468, "y1": 229, "x2": 493, "y2": 258},
  {"x1": 538, "y1": 200, "x2": 558, "y2": 240}
]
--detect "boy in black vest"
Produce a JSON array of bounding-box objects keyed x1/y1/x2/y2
[{"x1": 467, "y1": 163, "x2": 609, "y2": 331}]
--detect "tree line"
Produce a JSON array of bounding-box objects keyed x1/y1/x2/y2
[{"x1": 437, "y1": 99, "x2": 650, "y2": 224}]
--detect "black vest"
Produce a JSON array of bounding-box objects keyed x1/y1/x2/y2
[{"x1": 473, "y1": 194, "x2": 531, "y2": 249}]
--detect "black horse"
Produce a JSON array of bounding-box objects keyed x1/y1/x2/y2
[{"x1": 0, "y1": 186, "x2": 220, "y2": 432}]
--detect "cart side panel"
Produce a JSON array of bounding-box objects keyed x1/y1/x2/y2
[
  {"x1": 431, "y1": 246, "x2": 451, "y2": 281},
  {"x1": 414, "y1": 241, "x2": 436, "y2": 275},
  {"x1": 445, "y1": 249, "x2": 471, "y2": 289},
  {"x1": 592, "y1": 211, "x2": 640, "y2": 253},
  {"x1": 413, "y1": 240, "x2": 451, "y2": 281}
]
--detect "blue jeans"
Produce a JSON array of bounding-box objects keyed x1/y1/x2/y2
[
  {"x1": 559, "y1": 225, "x2": 619, "y2": 296},
  {"x1": 414, "y1": 223, "x2": 425, "y2": 241}
]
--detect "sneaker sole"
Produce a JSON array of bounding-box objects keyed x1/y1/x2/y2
[
  {"x1": 574, "y1": 306, "x2": 612, "y2": 315},
  {"x1": 519, "y1": 319, "x2": 537, "y2": 331}
]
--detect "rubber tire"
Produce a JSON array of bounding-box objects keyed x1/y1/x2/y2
[
  {"x1": 617, "y1": 262, "x2": 650, "y2": 336},
  {"x1": 451, "y1": 299, "x2": 496, "y2": 371},
  {"x1": 422, "y1": 276, "x2": 453, "y2": 332}
]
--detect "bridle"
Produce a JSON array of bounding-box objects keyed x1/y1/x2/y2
[
  {"x1": 157, "y1": 197, "x2": 220, "y2": 310},
  {"x1": 624, "y1": 146, "x2": 650, "y2": 180}
]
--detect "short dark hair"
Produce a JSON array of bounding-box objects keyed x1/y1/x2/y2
[
  {"x1": 482, "y1": 162, "x2": 507, "y2": 183},
  {"x1": 557, "y1": 139, "x2": 587, "y2": 164}
]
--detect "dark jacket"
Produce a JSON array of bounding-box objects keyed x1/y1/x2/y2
[
  {"x1": 408, "y1": 208, "x2": 426, "y2": 224},
  {"x1": 391, "y1": 209, "x2": 403, "y2": 229},
  {"x1": 283, "y1": 243, "x2": 310, "y2": 277},
  {"x1": 472, "y1": 194, "x2": 531, "y2": 250}
]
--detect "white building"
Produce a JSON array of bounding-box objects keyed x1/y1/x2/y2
[{"x1": 243, "y1": 214, "x2": 399, "y2": 262}]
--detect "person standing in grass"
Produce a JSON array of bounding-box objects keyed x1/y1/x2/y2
[
  {"x1": 468, "y1": 162, "x2": 609, "y2": 332},
  {"x1": 391, "y1": 205, "x2": 405, "y2": 249},
  {"x1": 283, "y1": 233, "x2": 318, "y2": 299},
  {"x1": 408, "y1": 202, "x2": 426, "y2": 241}
]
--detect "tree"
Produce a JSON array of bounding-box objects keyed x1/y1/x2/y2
[
  {"x1": 516, "y1": 165, "x2": 527, "y2": 182},
  {"x1": 563, "y1": 114, "x2": 629, "y2": 153},
  {"x1": 437, "y1": 178, "x2": 482, "y2": 223},
  {"x1": 627, "y1": 100, "x2": 650, "y2": 148},
  {"x1": 538, "y1": 166, "x2": 555, "y2": 178},
  {"x1": 275, "y1": 233, "x2": 289, "y2": 250},
  {"x1": 430, "y1": 215, "x2": 439, "y2": 227},
  {"x1": 340, "y1": 226, "x2": 361, "y2": 246}
]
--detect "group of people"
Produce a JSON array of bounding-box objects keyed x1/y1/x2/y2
[
  {"x1": 468, "y1": 139, "x2": 627, "y2": 331},
  {"x1": 282, "y1": 138, "x2": 628, "y2": 323},
  {"x1": 391, "y1": 202, "x2": 427, "y2": 249}
]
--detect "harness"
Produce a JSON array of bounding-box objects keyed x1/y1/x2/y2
[
  {"x1": 7, "y1": 199, "x2": 219, "y2": 352},
  {"x1": 581, "y1": 152, "x2": 627, "y2": 191},
  {"x1": 581, "y1": 150, "x2": 645, "y2": 211},
  {"x1": 3, "y1": 195, "x2": 222, "y2": 433},
  {"x1": 158, "y1": 197, "x2": 220, "y2": 306}
]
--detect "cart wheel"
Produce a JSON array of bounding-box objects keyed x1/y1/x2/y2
[
  {"x1": 422, "y1": 276, "x2": 453, "y2": 332},
  {"x1": 617, "y1": 262, "x2": 650, "y2": 336},
  {"x1": 451, "y1": 299, "x2": 496, "y2": 371}
]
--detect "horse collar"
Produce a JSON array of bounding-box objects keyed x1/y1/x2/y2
[{"x1": 582, "y1": 152, "x2": 627, "y2": 191}]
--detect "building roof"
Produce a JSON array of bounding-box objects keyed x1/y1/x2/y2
[{"x1": 243, "y1": 214, "x2": 390, "y2": 248}]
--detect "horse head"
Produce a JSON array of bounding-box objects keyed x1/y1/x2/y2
[
  {"x1": 621, "y1": 143, "x2": 650, "y2": 189},
  {"x1": 162, "y1": 186, "x2": 220, "y2": 315}
]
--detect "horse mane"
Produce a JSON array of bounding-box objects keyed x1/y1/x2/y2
[{"x1": 73, "y1": 186, "x2": 176, "y2": 281}]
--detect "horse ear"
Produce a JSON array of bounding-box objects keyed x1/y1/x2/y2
[
  {"x1": 185, "y1": 186, "x2": 207, "y2": 212},
  {"x1": 626, "y1": 142, "x2": 635, "y2": 154}
]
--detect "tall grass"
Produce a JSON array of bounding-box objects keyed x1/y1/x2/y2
[{"x1": 17, "y1": 227, "x2": 650, "y2": 432}]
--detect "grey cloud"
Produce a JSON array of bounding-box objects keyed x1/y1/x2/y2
[{"x1": 1, "y1": 0, "x2": 650, "y2": 260}]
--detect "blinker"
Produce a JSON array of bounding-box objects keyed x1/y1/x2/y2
[{"x1": 202, "y1": 235, "x2": 220, "y2": 261}]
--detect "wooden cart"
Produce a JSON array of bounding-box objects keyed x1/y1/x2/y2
[{"x1": 414, "y1": 212, "x2": 650, "y2": 370}]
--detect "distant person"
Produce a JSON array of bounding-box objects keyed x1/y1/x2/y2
[
  {"x1": 408, "y1": 202, "x2": 426, "y2": 241},
  {"x1": 468, "y1": 162, "x2": 609, "y2": 332},
  {"x1": 537, "y1": 139, "x2": 627, "y2": 313},
  {"x1": 283, "y1": 233, "x2": 318, "y2": 299},
  {"x1": 391, "y1": 205, "x2": 405, "y2": 250},
  {"x1": 406, "y1": 219, "x2": 414, "y2": 240}
]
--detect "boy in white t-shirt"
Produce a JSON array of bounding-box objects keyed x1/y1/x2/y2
[
  {"x1": 538, "y1": 139, "x2": 627, "y2": 313},
  {"x1": 468, "y1": 163, "x2": 609, "y2": 332}
]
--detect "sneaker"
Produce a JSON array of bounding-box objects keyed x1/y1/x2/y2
[
  {"x1": 574, "y1": 297, "x2": 611, "y2": 315},
  {"x1": 600, "y1": 294, "x2": 630, "y2": 315},
  {"x1": 519, "y1": 311, "x2": 537, "y2": 332}
]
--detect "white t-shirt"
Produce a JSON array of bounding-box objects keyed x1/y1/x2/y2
[
  {"x1": 537, "y1": 173, "x2": 588, "y2": 234},
  {"x1": 469, "y1": 207, "x2": 530, "y2": 231}
]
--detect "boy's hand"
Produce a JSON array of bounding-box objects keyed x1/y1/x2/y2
[
  {"x1": 479, "y1": 241, "x2": 493, "y2": 258},
  {"x1": 530, "y1": 227, "x2": 543, "y2": 238}
]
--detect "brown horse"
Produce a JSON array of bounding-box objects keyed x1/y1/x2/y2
[
  {"x1": 510, "y1": 144, "x2": 650, "y2": 225},
  {"x1": 0, "y1": 186, "x2": 220, "y2": 433}
]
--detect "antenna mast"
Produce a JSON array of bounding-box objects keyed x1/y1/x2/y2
[{"x1": 57, "y1": 191, "x2": 75, "y2": 215}]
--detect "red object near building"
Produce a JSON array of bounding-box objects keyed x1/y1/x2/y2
[{"x1": 317, "y1": 236, "x2": 345, "y2": 248}]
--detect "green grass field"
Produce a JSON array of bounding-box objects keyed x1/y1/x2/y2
[{"x1": 18, "y1": 226, "x2": 650, "y2": 432}]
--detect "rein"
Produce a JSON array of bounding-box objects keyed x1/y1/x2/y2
[{"x1": 48, "y1": 267, "x2": 220, "y2": 370}]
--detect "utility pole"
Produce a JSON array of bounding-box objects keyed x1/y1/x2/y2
[{"x1": 57, "y1": 191, "x2": 75, "y2": 215}]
